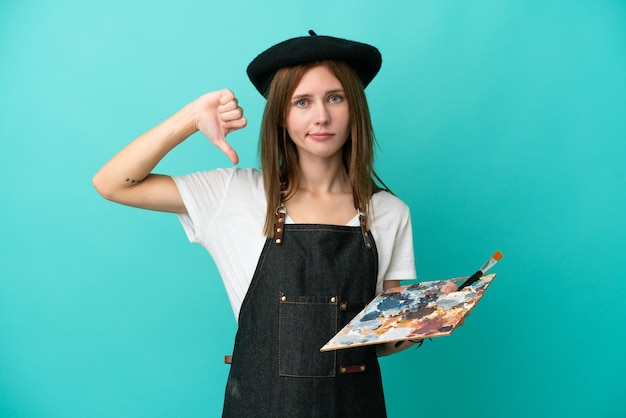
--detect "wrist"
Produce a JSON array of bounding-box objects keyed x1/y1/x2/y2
[{"x1": 177, "y1": 101, "x2": 201, "y2": 137}]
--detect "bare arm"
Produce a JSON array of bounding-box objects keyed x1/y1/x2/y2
[{"x1": 92, "y1": 90, "x2": 247, "y2": 213}]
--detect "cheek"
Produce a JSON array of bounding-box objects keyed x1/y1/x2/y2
[
  {"x1": 284, "y1": 110, "x2": 295, "y2": 129},
  {"x1": 338, "y1": 109, "x2": 351, "y2": 131},
  {"x1": 285, "y1": 112, "x2": 306, "y2": 133}
]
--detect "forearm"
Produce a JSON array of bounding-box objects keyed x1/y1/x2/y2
[{"x1": 92, "y1": 102, "x2": 197, "y2": 201}]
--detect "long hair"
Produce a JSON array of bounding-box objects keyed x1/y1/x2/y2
[{"x1": 259, "y1": 60, "x2": 387, "y2": 237}]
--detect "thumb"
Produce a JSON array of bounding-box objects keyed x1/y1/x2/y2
[{"x1": 215, "y1": 139, "x2": 239, "y2": 165}]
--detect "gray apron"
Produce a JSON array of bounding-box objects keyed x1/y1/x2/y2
[{"x1": 222, "y1": 214, "x2": 387, "y2": 417}]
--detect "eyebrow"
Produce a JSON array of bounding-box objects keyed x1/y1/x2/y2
[{"x1": 291, "y1": 89, "x2": 345, "y2": 100}]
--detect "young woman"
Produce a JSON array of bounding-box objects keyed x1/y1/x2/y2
[{"x1": 93, "y1": 31, "x2": 437, "y2": 417}]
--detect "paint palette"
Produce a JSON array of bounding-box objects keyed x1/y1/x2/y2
[{"x1": 320, "y1": 274, "x2": 496, "y2": 351}]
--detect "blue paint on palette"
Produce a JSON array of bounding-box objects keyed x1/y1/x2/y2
[{"x1": 321, "y1": 274, "x2": 496, "y2": 351}]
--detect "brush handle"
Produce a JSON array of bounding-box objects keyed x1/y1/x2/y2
[{"x1": 457, "y1": 270, "x2": 482, "y2": 290}]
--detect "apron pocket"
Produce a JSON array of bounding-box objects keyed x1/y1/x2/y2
[{"x1": 278, "y1": 294, "x2": 338, "y2": 378}]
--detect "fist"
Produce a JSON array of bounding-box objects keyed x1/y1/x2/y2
[{"x1": 194, "y1": 89, "x2": 247, "y2": 164}]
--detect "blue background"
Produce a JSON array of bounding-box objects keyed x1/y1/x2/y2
[{"x1": 1, "y1": 0, "x2": 625, "y2": 417}]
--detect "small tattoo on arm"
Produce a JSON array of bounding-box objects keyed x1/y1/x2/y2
[{"x1": 125, "y1": 177, "x2": 143, "y2": 184}]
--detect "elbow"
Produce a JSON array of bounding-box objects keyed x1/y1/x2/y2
[{"x1": 92, "y1": 172, "x2": 115, "y2": 201}]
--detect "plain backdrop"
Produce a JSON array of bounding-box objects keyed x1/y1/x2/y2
[{"x1": 1, "y1": 0, "x2": 625, "y2": 417}]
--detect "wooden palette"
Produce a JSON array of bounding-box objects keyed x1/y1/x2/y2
[{"x1": 321, "y1": 274, "x2": 496, "y2": 351}]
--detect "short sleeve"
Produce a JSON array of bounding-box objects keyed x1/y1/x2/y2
[
  {"x1": 170, "y1": 168, "x2": 267, "y2": 319},
  {"x1": 369, "y1": 192, "x2": 417, "y2": 293},
  {"x1": 172, "y1": 168, "x2": 237, "y2": 245}
]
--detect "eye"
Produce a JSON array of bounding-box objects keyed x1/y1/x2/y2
[
  {"x1": 329, "y1": 95, "x2": 343, "y2": 103},
  {"x1": 294, "y1": 99, "x2": 309, "y2": 107}
]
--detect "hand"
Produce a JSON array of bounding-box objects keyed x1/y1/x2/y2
[
  {"x1": 193, "y1": 89, "x2": 247, "y2": 164},
  {"x1": 439, "y1": 280, "x2": 470, "y2": 328},
  {"x1": 440, "y1": 280, "x2": 459, "y2": 294}
]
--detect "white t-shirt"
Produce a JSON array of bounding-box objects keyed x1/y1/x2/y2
[{"x1": 173, "y1": 168, "x2": 416, "y2": 319}]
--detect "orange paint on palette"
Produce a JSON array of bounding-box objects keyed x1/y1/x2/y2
[{"x1": 321, "y1": 274, "x2": 497, "y2": 352}]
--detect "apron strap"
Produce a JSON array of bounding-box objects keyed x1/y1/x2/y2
[
  {"x1": 274, "y1": 204, "x2": 286, "y2": 244},
  {"x1": 273, "y1": 191, "x2": 372, "y2": 249}
]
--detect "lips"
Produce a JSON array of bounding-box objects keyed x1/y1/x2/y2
[{"x1": 308, "y1": 132, "x2": 335, "y2": 141}]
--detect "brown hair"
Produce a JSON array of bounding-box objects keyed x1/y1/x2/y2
[{"x1": 259, "y1": 60, "x2": 388, "y2": 237}]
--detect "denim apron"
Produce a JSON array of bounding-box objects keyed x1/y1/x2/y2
[{"x1": 222, "y1": 213, "x2": 387, "y2": 417}]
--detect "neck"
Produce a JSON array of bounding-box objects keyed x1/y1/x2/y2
[
  {"x1": 296, "y1": 154, "x2": 351, "y2": 194},
  {"x1": 283, "y1": 154, "x2": 358, "y2": 225}
]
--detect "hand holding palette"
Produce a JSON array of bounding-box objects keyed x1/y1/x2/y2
[{"x1": 320, "y1": 251, "x2": 502, "y2": 352}]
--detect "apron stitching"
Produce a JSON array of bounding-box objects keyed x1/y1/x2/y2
[
  {"x1": 278, "y1": 297, "x2": 339, "y2": 378},
  {"x1": 225, "y1": 224, "x2": 384, "y2": 416}
]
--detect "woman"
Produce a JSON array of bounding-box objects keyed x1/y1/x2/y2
[{"x1": 93, "y1": 31, "x2": 427, "y2": 417}]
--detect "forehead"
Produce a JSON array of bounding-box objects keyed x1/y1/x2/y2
[{"x1": 292, "y1": 65, "x2": 344, "y2": 95}]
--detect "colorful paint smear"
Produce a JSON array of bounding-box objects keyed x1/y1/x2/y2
[{"x1": 321, "y1": 274, "x2": 496, "y2": 351}]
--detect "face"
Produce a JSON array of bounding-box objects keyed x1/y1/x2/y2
[{"x1": 285, "y1": 65, "x2": 350, "y2": 164}]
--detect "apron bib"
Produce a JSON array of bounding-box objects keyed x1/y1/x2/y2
[{"x1": 222, "y1": 223, "x2": 387, "y2": 417}]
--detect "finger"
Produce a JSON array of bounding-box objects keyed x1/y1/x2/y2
[
  {"x1": 219, "y1": 100, "x2": 239, "y2": 113},
  {"x1": 440, "y1": 281, "x2": 458, "y2": 294},
  {"x1": 215, "y1": 139, "x2": 239, "y2": 165},
  {"x1": 219, "y1": 89, "x2": 235, "y2": 105},
  {"x1": 224, "y1": 116, "x2": 247, "y2": 132},
  {"x1": 220, "y1": 107, "x2": 244, "y2": 122}
]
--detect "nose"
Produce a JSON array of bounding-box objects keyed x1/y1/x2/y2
[{"x1": 314, "y1": 102, "x2": 330, "y2": 125}]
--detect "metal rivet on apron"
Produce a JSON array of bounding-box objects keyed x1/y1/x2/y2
[
  {"x1": 274, "y1": 205, "x2": 286, "y2": 245},
  {"x1": 225, "y1": 221, "x2": 383, "y2": 414},
  {"x1": 339, "y1": 364, "x2": 367, "y2": 374},
  {"x1": 359, "y1": 211, "x2": 373, "y2": 249}
]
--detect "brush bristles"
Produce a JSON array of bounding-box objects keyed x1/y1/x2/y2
[{"x1": 493, "y1": 250, "x2": 503, "y2": 261}]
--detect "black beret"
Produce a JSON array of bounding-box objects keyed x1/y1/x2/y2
[{"x1": 247, "y1": 30, "x2": 382, "y2": 97}]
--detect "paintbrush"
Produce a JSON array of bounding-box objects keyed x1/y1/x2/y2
[
  {"x1": 392, "y1": 250, "x2": 504, "y2": 349},
  {"x1": 392, "y1": 251, "x2": 503, "y2": 349},
  {"x1": 457, "y1": 250, "x2": 503, "y2": 290}
]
